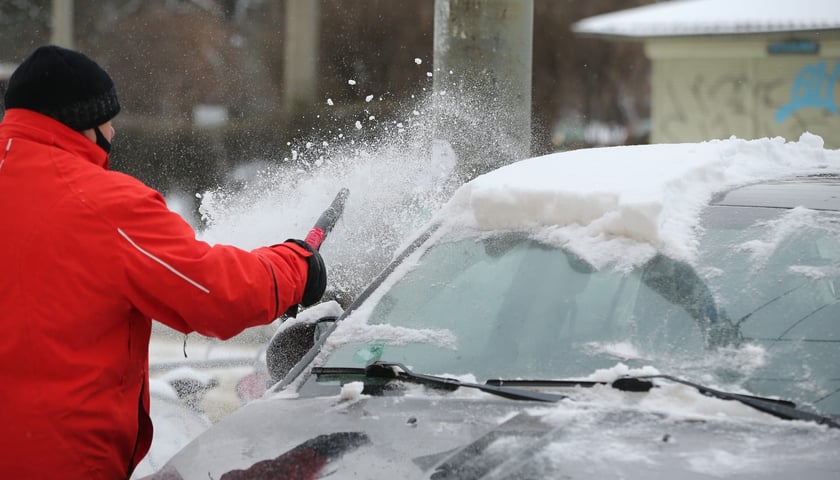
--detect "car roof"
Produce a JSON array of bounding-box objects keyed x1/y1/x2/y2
[
  {"x1": 440, "y1": 139, "x2": 840, "y2": 262},
  {"x1": 710, "y1": 175, "x2": 840, "y2": 211}
]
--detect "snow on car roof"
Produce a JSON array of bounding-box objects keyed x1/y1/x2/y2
[
  {"x1": 572, "y1": 0, "x2": 840, "y2": 38},
  {"x1": 440, "y1": 133, "x2": 840, "y2": 268}
]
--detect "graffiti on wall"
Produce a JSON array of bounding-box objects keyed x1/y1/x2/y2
[
  {"x1": 657, "y1": 71, "x2": 752, "y2": 141},
  {"x1": 654, "y1": 58, "x2": 840, "y2": 147},
  {"x1": 775, "y1": 60, "x2": 840, "y2": 123}
]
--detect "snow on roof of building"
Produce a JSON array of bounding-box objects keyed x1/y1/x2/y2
[{"x1": 573, "y1": 0, "x2": 840, "y2": 39}]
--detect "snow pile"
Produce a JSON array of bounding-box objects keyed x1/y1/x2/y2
[
  {"x1": 339, "y1": 381, "x2": 366, "y2": 402},
  {"x1": 272, "y1": 300, "x2": 345, "y2": 335},
  {"x1": 442, "y1": 133, "x2": 840, "y2": 269},
  {"x1": 535, "y1": 365, "x2": 777, "y2": 426},
  {"x1": 325, "y1": 321, "x2": 457, "y2": 351}
]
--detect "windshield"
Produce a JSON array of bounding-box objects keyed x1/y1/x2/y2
[
  {"x1": 321, "y1": 206, "x2": 840, "y2": 416},
  {"x1": 698, "y1": 205, "x2": 840, "y2": 415}
]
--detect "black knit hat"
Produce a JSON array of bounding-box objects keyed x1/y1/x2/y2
[{"x1": 4, "y1": 45, "x2": 120, "y2": 131}]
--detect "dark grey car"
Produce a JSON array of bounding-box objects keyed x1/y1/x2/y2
[{"x1": 152, "y1": 143, "x2": 840, "y2": 479}]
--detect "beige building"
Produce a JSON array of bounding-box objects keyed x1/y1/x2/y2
[{"x1": 574, "y1": 0, "x2": 840, "y2": 148}]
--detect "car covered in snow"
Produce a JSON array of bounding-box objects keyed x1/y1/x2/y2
[{"x1": 148, "y1": 134, "x2": 840, "y2": 479}]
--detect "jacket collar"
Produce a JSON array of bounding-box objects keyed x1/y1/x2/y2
[{"x1": 0, "y1": 108, "x2": 110, "y2": 169}]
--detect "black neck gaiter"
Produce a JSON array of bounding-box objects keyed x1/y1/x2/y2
[{"x1": 94, "y1": 126, "x2": 111, "y2": 154}]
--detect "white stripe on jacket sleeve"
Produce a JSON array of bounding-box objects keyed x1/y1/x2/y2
[{"x1": 117, "y1": 228, "x2": 210, "y2": 294}]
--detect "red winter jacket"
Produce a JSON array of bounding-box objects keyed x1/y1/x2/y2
[{"x1": 0, "y1": 109, "x2": 313, "y2": 479}]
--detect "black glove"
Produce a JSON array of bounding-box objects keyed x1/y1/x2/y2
[{"x1": 283, "y1": 239, "x2": 327, "y2": 315}]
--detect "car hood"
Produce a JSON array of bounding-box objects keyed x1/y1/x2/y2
[{"x1": 155, "y1": 389, "x2": 840, "y2": 480}]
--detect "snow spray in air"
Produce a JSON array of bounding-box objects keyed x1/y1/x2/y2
[
  {"x1": 192, "y1": 57, "x2": 526, "y2": 304},
  {"x1": 195, "y1": 91, "x2": 455, "y2": 303}
]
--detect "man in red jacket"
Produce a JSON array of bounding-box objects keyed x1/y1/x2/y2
[{"x1": 0, "y1": 45, "x2": 327, "y2": 479}]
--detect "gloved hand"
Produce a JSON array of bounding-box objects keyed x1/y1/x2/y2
[{"x1": 283, "y1": 239, "x2": 327, "y2": 316}]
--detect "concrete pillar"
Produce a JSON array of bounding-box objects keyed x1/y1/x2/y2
[
  {"x1": 283, "y1": 0, "x2": 319, "y2": 117},
  {"x1": 433, "y1": 0, "x2": 533, "y2": 181},
  {"x1": 51, "y1": 0, "x2": 74, "y2": 49}
]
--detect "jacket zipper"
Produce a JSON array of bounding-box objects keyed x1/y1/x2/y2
[{"x1": 125, "y1": 381, "x2": 145, "y2": 479}]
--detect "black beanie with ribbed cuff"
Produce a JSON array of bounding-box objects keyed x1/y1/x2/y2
[{"x1": 4, "y1": 45, "x2": 120, "y2": 131}]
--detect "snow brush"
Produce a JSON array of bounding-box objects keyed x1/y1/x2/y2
[
  {"x1": 283, "y1": 188, "x2": 349, "y2": 320},
  {"x1": 304, "y1": 187, "x2": 350, "y2": 251},
  {"x1": 277, "y1": 188, "x2": 349, "y2": 331}
]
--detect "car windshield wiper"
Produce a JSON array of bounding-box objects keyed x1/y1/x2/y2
[
  {"x1": 313, "y1": 363, "x2": 839, "y2": 428},
  {"x1": 487, "y1": 375, "x2": 840, "y2": 429},
  {"x1": 312, "y1": 361, "x2": 566, "y2": 403}
]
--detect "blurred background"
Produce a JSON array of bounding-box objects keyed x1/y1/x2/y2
[{"x1": 0, "y1": 0, "x2": 653, "y2": 216}]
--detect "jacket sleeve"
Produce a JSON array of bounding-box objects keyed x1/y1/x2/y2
[{"x1": 113, "y1": 185, "x2": 312, "y2": 339}]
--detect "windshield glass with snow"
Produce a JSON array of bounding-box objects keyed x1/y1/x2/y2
[
  {"x1": 698, "y1": 205, "x2": 840, "y2": 415},
  {"x1": 322, "y1": 206, "x2": 840, "y2": 416}
]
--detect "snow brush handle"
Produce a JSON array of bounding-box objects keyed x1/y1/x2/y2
[{"x1": 304, "y1": 188, "x2": 350, "y2": 250}]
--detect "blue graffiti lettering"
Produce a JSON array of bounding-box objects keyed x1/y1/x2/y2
[{"x1": 775, "y1": 60, "x2": 840, "y2": 123}]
